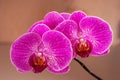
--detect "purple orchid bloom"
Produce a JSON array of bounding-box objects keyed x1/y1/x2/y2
[
  {"x1": 55, "y1": 11, "x2": 113, "y2": 58},
  {"x1": 29, "y1": 11, "x2": 113, "y2": 58},
  {"x1": 10, "y1": 26, "x2": 73, "y2": 74},
  {"x1": 10, "y1": 11, "x2": 113, "y2": 79}
]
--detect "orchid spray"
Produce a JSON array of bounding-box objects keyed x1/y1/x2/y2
[{"x1": 10, "y1": 11, "x2": 113, "y2": 80}]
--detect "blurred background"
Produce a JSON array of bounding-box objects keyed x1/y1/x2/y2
[{"x1": 0, "y1": 0, "x2": 120, "y2": 80}]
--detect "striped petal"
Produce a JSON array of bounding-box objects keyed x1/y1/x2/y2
[
  {"x1": 10, "y1": 33, "x2": 42, "y2": 72},
  {"x1": 60, "y1": 12, "x2": 71, "y2": 20},
  {"x1": 42, "y1": 30, "x2": 73, "y2": 71},
  {"x1": 44, "y1": 11, "x2": 64, "y2": 29},
  {"x1": 55, "y1": 20, "x2": 78, "y2": 41},
  {"x1": 70, "y1": 11, "x2": 86, "y2": 25},
  {"x1": 30, "y1": 24, "x2": 50, "y2": 37},
  {"x1": 47, "y1": 66, "x2": 70, "y2": 74},
  {"x1": 28, "y1": 20, "x2": 44, "y2": 32},
  {"x1": 79, "y1": 16, "x2": 113, "y2": 56}
]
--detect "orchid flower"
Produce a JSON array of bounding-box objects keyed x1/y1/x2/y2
[
  {"x1": 29, "y1": 11, "x2": 113, "y2": 58},
  {"x1": 10, "y1": 28, "x2": 73, "y2": 74},
  {"x1": 10, "y1": 11, "x2": 113, "y2": 80}
]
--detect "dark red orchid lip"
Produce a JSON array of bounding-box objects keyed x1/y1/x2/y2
[{"x1": 75, "y1": 38, "x2": 93, "y2": 58}]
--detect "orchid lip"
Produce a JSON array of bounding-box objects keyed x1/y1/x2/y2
[
  {"x1": 75, "y1": 38, "x2": 93, "y2": 58},
  {"x1": 29, "y1": 53, "x2": 48, "y2": 73}
]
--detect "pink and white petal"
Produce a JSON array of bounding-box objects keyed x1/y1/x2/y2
[
  {"x1": 44, "y1": 11, "x2": 64, "y2": 29},
  {"x1": 47, "y1": 66, "x2": 70, "y2": 74},
  {"x1": 10, "y1": 32, "x2": 42, "y2": 72},
  {"x1": 28, "y1": 20, "x2": 44, "y2": 32},
  {"x1": 55, "y1": 20, "x2": 78, "y2": 41},
  {"x1": 70, "y1": 11, "x2": 87, "y2": 25},
  {"x1": 30, "y1": 24, "x2": 50, "y2": 37},
  {"x1": 60, "y1": 12, "x2": 71, "y2": 20},
  {"x1": 80, "y1": 16, "x2": 113, "y2": 55},
  {"x1": 42, "y1": 30, "x2": 73, "y2": 71}
]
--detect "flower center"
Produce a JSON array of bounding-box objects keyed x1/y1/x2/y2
[
  {"x1": 29, "y1": 53, "x2": 47, "y2": 73},
  {"x1": 75, "y1": 39, "x2": 92, "y2": 58}
]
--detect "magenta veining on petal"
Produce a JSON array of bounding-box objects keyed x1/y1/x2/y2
[
  {"x1": 10, "y1": 10, "x2": 113, "y2": 74},
  {"x1": 10, "y1": 30, "x2": 73, "y2": 74}
]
